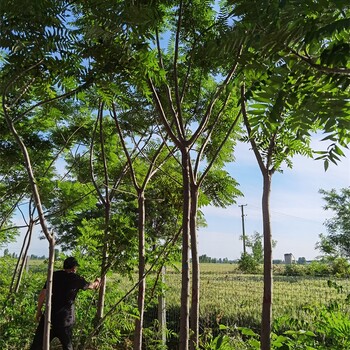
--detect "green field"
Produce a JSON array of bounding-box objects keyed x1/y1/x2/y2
[
  {"x1": 154, "y1": 264, "x2": 350, "y2": 331},
  {"x1": 2, "y1": 259, "x2": 350, "y2": 349}
]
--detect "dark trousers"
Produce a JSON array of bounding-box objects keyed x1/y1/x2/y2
[{"x1": 30, "y1": 316, "x2": 73, "y2": 350}]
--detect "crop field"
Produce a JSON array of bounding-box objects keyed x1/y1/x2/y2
[
  {"x1": 2, "y1": 259, "x2": 350, "y2": 349},
  {"x1": 138, "y1": 263, "x2": 350, "y2": 333}
]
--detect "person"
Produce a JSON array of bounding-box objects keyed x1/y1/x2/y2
[{"x1": 29, "y1": 257, "x2": 101, "y2": 350}]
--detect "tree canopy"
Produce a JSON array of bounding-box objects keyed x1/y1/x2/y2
[{"x1": 0, "y1": 1, "x2": 349, "y2": 349}]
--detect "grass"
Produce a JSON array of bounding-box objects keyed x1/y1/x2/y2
[
  {"x1": 2, "y1": 258, "x2": 350, "y2": 349},
  {"x1": 158, "y1": 264, "x2": 350, "y2": 331}
]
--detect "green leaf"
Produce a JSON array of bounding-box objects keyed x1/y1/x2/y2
[{"x1": 240, "y1": 327, "x2": 258, "y2": 336}]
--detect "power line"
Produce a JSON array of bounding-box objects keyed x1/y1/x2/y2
[{"x1": 246, "y1": 204, "x2": 325, "y2": 224}]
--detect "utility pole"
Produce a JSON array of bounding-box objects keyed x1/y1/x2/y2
[{"x1": 239, "y1": 204, "x2": 247, "y2": 255}]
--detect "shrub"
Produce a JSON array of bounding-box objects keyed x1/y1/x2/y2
[
  {"x1": 330, "y1": 257, "x2": 350, "y2": 277},
  {"x1": 238, "y1": 254, "x2": 261, "y2": 274},
  {"x1": 283, "y1": 264, "x2": 306, "y2": 276},
  {"x1": 306, "y1": 261, "x2": 332, "y2": 276}
]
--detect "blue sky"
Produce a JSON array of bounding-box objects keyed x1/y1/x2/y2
[
  {"x1": 2, "y1": 136, "x2": 349, "y2": 261},
  {"x1": 199, "y1": 137, "x2": 350, "y2": 261}
]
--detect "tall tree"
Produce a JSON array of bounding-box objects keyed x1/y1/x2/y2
[
  {"x1": 146, "y1": 3, "x2": 243, "y2": 347},
  {"x1": 0, "y1": 1, "x2": 88, "y2": 347},
  {"x1": 73, "y1": 2, "x2": 245, "y2": 348},
  {"x1": 112, "y1": 101, "x2": 173, "y2": 349},
  {"x1": 228, "y1": 2, "x2": 350, "y2": 348}
]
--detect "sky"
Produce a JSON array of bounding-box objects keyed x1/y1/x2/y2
[
  {"x1": 198, "y1": 137, "x2": 350, "y2": 261},
  {"x1": 1, "y1": 135, "x2": 349, "y2": 261}
]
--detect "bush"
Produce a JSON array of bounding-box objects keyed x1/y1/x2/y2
[
  {"x1": 306, "y1": 261, "x2": 332, "y2": 276},
  {"x1": 238, "y1": 254, "x2": 261, "y2": 274},
  {"x1": 330, "y1": 258, "x2": 350, "y2": 277},
  {"x1": 279, "y1": 259, "x2": 350, "y2": 278},
  {"x1": 283, "y1": 264, "x2": 306, "y2": 276}
]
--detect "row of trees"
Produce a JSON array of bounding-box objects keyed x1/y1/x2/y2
[{"x1": 0, "y1": 1, "x2": 349, "y2": 349}]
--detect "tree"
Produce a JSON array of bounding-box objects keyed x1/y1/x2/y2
[
  {"x1": 297, "y1": 257, "x2": 306, "y2": 265},
  {"x1": 76, "y1": 2, "x2": 244, "y2": 348},
  {"x1": 112, "y1": 102, "x2": 174, "y2": 349},
  {"x1": 1, "y1": 1, "x2": 349, "y2": 349},
  {"x1": 238, "y1": 232, "x2": 277, "y2": 273},
  {"x1": 316, "y1": 187, "x2": 350, "y2": 258},
  {"x1": 229, "y1": 2, "x2": 350, "y2": 349},
  {"x1": 240, "y1": 68, "x2": 313, "y2": 350},
  {"x1": 0, "y1": 1, "x2": 88, "y2": 348},
  {"x1": 144, "y1": 5, "x2": 243, "y2": 347}
]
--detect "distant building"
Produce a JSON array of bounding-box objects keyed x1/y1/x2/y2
[{"x1": 284, "y1": 253, "x2": 295, "y2": 264}]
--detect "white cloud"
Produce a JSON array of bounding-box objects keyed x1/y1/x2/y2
[{"x1": 199, "y1": 138, "x2": 350, "y2": 261}]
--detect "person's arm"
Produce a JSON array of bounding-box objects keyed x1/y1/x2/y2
[
  {"x1": 35, "y1": 288, "x2": 46, "y2": 322},
  {"x1": 87, "y1": 278, "x2": 101, "y2": 290}
]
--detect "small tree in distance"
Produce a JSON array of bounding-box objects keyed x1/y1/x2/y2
[
  {"x1": 238, "y1": 232, "x2": 277, "y2": 273},
  {"x1": 316, "y1": 187, "x2": 350, "y2": 259}
]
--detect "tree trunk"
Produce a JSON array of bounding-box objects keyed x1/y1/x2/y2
[
  {"x1": 179, "y1": 151, "x2": 191, "y2": 350},
  {"x1": 96, "y1": 106, "x2": 110, "y2": 323},
  {"x1": 44, "y1": 241, "x2": 55, "y2": 350},
  {"x1": 96, "y1": 246, "x2": 108, "y2": 321},
  {"x1": 96, "y1": 201, "x2": 110, "y2": 323},
  {"x1": 3, "y1": 114, "x2": 55, "y2": 350},
  {"x1": 134, "y1": 191, "x2": 146, "y2": 350},
  {"x1": 158, "y1": 266, "x2": 166, "y2": 346},
  {"x1": 260, "y1": 173, "x2": 273, "y2": 350},
  {"x1": 189, "y1": 184, "x2": 200, "y2": 350},
  {"x1": 14, "y1": 220, "x2": 34, "y2": 293},
  {"x1": 9, "y1": 221, "x2": 33, "y2": 293}
]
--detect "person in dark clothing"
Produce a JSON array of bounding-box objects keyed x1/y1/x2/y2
[{"x1": 29, "y1": 257, "x2": 100, "y2": 350}]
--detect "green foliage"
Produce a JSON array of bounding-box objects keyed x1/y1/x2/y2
[
  {"x1": 0, "y1": 1, "x2": 349, "y2": 349},
  {"x1": 201, "y1": 169, "x2": 242, "y2": 208},
  {"x1": 201, "y1": 325, "x2": 235, "y2": 350},
  {"x1": 283, "y1": 264, "x2": 307, "y2": 277},
  {"x1": 331, "y1": 257, "x2": 350, "y2": 277},
  {"x1": 238, "y1": 253, "x2": 261, "y2": 274},
  {"x1": 238, "y1": 232, "x2": 276, "y2": 273},
  {"x1": 236, "y1": 297, "x2": 350, "y2": 349},
  {"x1": 236, "y1": 0, "x2": 350, "y2": 168},
  {"x1": 2, "y1": 259, "x2": 350, "y2": 349},
  {"x1": 285, "y1": 261, "x2": 332, "y2": 277},
  {"x1": 282, "y1": 259, "x2": 350, "y2": 278},
  {"x1": 0, "y1": 260, "x2": 45, "y2": 349},
  {"x1": 316, "y1": 187, "x2": 350, "y2": 258}
]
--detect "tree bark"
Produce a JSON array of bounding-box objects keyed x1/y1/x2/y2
[
  {"x1": 94, "y1": 103, "x2": 109, "y2": 324},
  {"x1": 96, "y1": 243, "x2": 108, "y2": 321},
  {"x1": 134, "y1": 191, "x2": 146, "y2": 350},
  {"x1": 179, "y1": 150, "x2": 191, "y2": 350},
  {"x1": 3, "y1": 112, "x2": 55, "y2": 350},
  {"x1": 14, "y1": 220, "x2": 34, "y2": 293},
  {"x1": 44, "y1": 242, "x2": 55, "y2": 350},
  {"x1": 189, "y1": 184, "x2": 199, "y2": 350},
  {"x1": 260, "y1": 173, "x2": 273, "y2": 350}
]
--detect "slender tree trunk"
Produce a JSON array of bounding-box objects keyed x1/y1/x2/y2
[
  {"x1": 179, "y1": 150, "x2": 191, "y2": 350},
  {"x1": 95, "y1": 105, "x2": 109, "y2": 324},
  {"x1": 96, "y1": 202, "x2": 110, "y2": 322},
  {"x1": 189, "y1": 184, "x2": 199, "y2": 350},
  {"x1": 158, "y1": 266, "x2": 166, "y2": 346},
  {"x1": 134, "y1": 191, "x2": 146, "y2": 350},
  {"x1": 3, "y1": 113, "x2": 55, "y2": 350},
  {"x1": 96, "y1": 244, "x2": 108, "y2": 321},
  {"x1": 44, "y1": 241, "x2": 55, "y2": 350},
  {"x1": 10, "y1": 222, "x2": 31, "y2": 293},
  {"x1": 14, "y1": 220, "x2": 34, "y2": 293},
  {"x1": 260, "y1": 173, "x2": 273, "y2": 350}
]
